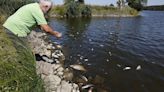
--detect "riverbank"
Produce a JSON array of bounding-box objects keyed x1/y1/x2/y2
[
  {"x1": 51, "y1": 5, "x2": 139, "y2": 18},
  {"x1": 28, "y1": 31, "x2": 110, "y2": 92},
  {"x1": 0, "y1": 28, "x2": 44, "y2": 91},
  {"x1": 144, "y1": 5, "x2": 164, "y2": 11},
  {"x1": 27, "y1": 31, "x2": 80, "y2": 92}
]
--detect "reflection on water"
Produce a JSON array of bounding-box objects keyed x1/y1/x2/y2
[
  {"x1": 50, "y1": 11, "x2": 164, "y2": 92},
  {"x1": 65, "y1": 18, "x2": 91, "y2": 39}
]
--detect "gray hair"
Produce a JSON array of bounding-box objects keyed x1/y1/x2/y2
[{"x1": 39, "y1": 0, "x2": 53, "y2": 8}]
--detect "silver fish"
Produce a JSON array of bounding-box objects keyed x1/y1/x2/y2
[
  {"x1": 136, "y1": 65, "x2": 141, "y2": 70},
  {"x1": 123, "y1": 67, "x2": 131, "y2": 70},
  {"x1": 80, "y1": 75, "x2": 88, "y2": 82},
  {"x1": 70, "y1": 64, "x2": 87, "y2": 71},
  {"x1": 82, "y1": 84, "x2": 94, "y2": 89}
]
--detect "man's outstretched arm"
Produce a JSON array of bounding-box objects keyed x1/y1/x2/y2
[{"x1": 40, "y1": 24, "x2": 62, "y2": 38}]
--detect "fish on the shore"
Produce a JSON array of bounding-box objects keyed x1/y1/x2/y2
[
  {"x1": 81, "y1": 84, "x2": 94, "y2": 89},
  {"x1": 80, "y1": 75, "x2": 88, "y2": 82},
  {"x1": 56, "y1": 45, "x2": 62, "y2": 49},
  {"x1": 70, "y1": 64, "x2": 87, "y2": 71}
]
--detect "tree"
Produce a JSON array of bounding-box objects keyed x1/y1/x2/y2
[
  {"x1": 64, "y1": 0, "x2": 74, "y2": 5},
  {"x1": 64, "y1": 0, "x2": 91, "y2": 17},
  {"x1": 117, "y1": 0, "x2": 121, "y2": 9},
  {"x1": 126, "y1": 0, "x2": 148, "y2": 11},
  {"x1": 117, "y1": 0, "x2": 125, "y2": 9},
  {"x1": 64, "y1": 0, "x2": 84, "y2": 5},
  {"x1": 78, "y1": 0, "x2": 84, "y2": 4},
  {"x1": 110, "y1": 3, "x2": 114, "y2": 7}
]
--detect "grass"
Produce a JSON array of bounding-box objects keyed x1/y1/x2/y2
[
  {"x1": 50, "y1": 5, "x2": 67, "y2": 16},
  {"x1": 0, "y1": 28, "x2": 45, "y2": 92},
  {"x1": 90, "y1": 5, "x2": 139, "y2": 16},
  {"x1": 51, "y1": 5, "x2": 139, "y2": 17}
]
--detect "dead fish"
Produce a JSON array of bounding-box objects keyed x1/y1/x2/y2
[
  {"x1": 56, "y1": 45, "x2": 62, "y2": 49},
  {"x1": 84, "y1": 59, "x2": 89, "y2": 62},
  {"x1": 108, "y1": 51, "x2": 112, "y2": 56},
  {"x1": 69, "y1": 34, "x2": 74, "y2": 37},
  {"x1": 100, "y1": 44, "x2": 104, "y2": 47},
  {"x1": 88, "y1": 87, "x2": 94, "y2": 92},
  {"x1": 70, "y1": 64, "x2": 87, "y2": 71},
  {"x1": 80, "y1": 75, "x2": 88, "y2": 82},
  {"x1": 106, "y1": 59, "x2": 109, "y2": 62},
  {"x1": 80, "y1": 56, "x2": 84, "y2": 60},
  {"x1": 77, "y1": 54, "x2": 81, "y2": 56},
  {"x1": 136, "y1": 65, "x2": 141, "y2": 70},
  {"x1": 123, "y1": 67, "x2": 131, "y2": 70},
  {"x1": 42, "y1": 56, "x2": 54, "y2": 63},
  {"x1": 81, "y1": 84, "x2": 94, "y2": 89},
  {"x1": 117, "y1": 64, "x2": 122, "y2": 68}
]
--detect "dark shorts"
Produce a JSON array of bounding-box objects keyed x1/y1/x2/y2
[
  {"x1": 3, "y1": 28, "x2": 29, "y2": 49},
  {"x1": 4, "y1": 28, "x2": 27, "y2": 39}
]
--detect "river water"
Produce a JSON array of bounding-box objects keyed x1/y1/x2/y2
[{"x1": 49, "y1": 11, "x2": 164, "y2": 92}]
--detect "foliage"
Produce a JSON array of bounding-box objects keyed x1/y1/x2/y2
[
  {"x1": 52, "y1": 0, "x2": 91, "y2": 17},
  {"x1": 81, "y1": 6, "x2": 92, "y2": 17},
  {"x1": 78, "y1": 0, "x2": 84, "y2": 4},
  {"x1": 65, "y1": 1, "x2": 80, "y2": 17},
  {"x1": 0, "y1": 0, "x2": 36, "y2": 15},
  {"x1": 117, "y1": 0, "x2": 125, "y2": 9},
  {"x1": 110, "y1": 4, "x2": 114, "y2": 7},
  {"x1": 126, "y1": 0, "x2": 148, "y2": 11},
  {"x1": 90, "y1": 5, "x2": 138, "y2": 16},
  {"x1": 64, "y1": 0, "x2": 74, "y2": 5},
  {"x1": 51, "y1": 5, "x2": 67, "y2": 16},
  {"x1": 144, "y1": 5, "x2": 164, "y2": 11},
  {"x1": 0, "y1": 0, "x2": 36, "y2": 24}
]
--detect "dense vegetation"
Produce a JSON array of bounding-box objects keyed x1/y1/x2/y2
[
  {"x1": 90, "y1": 5, "x2": 138, "y2": 16},
  {"x1": 144, "y1": 5, "x2": 164, "y2": 11},
  {"x1": 51, "y1": 0, "x2": 141, "y2": 17},
  {"x1": 0, "y1": 0, "x2": 36, "y2": 24},
  {"x1": 126, "y1": 0, "x2": 148, "y2": 11},
  {"x1": 0, "y1": 0, "x2": 44, "y2": 92},
  {"x1": 51, "y1": 0, "x2": 91, "y2": 17}
]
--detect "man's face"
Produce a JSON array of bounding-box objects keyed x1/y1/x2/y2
[{"x1": 42, "y1": 4, "x2": 51, "y2": 14}]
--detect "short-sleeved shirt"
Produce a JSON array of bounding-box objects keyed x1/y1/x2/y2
[{"x1": 3, "y1": 3, "x2": 47, "y2": 37}]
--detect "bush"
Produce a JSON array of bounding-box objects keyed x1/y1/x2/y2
[
  {"x1": 51, "y1": 5, "x2": 66, "y2": 16},
  {"x1": 51, "y1": 1, "x2": 92, "y2": 17}
]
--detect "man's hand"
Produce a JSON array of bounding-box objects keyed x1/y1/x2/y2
[
  {"x1": 54, "y1": 31, "x2": 62, "y2": 38},
  {"x1": 40, "y1": 24, "x2": 62, "y2": 38}
]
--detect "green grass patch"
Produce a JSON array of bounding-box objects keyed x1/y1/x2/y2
[
  {"x1": 0, "y1": 0, "x2": 45, "y2": 91},
  {"x1": 51, "y1": 5, "x2": 139, "y2": 17},
  {"x1": 90, "y1": 5, "x2": 139, "y2": 16},
  {"x1": 0, "y1": 28, "x2": 45, "y2": 92}
]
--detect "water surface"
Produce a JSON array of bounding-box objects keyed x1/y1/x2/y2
[{"x1": 49, "y1": 11, "x2": 164, "y2": 92}]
